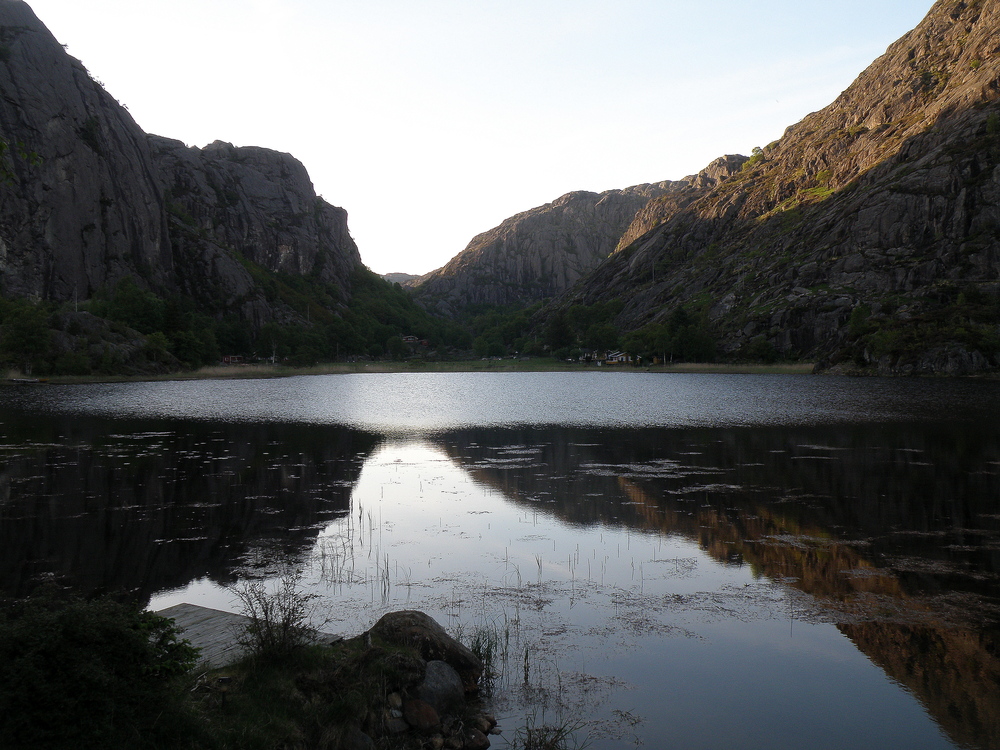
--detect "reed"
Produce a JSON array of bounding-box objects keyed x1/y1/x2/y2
[{"x1": 509, "y1": 712, "x2": 593, "y2": 750}]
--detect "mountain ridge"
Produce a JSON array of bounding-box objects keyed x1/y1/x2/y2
[
  {"x1": 0, "y1": 0, "x2": 463, "y2": 375},
  {"x1": 412, "y1": 180, "x2": 687, "y2": 315},
  {"x1": 557, "y1": 0, "x2": 1000, "y2": 374},
  {"x1": 0, "y1": 0, "x2": 361, "y2": 321}
]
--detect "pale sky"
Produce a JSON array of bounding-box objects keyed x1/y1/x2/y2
[{"x1": 25, "y1": 0, "x2": 933, "y2": 275}]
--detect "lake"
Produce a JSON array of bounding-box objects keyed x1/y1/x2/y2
[{"x1": 2, "y1": 372, "x2": 999, "y2": 749}]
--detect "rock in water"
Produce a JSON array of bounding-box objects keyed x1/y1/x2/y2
[{"x1": 368, "y1": 611, "x2": 482, "y2": 691}]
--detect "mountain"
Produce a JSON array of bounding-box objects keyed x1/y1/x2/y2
[
  {"x1": 0, "y1": 1, "x2": 463, "y2": 374},
  {"x1": 381, "y1": 272, "x2": 421, "y2": 286},
  {"x1": 0, "y1": 1, "x2": 360, "y2": 327},
  {"x1": 561, "y1": 0, "x2": 1000, "y2": 375},
  {"x1": 412, "y1": 181, "x2": 688, "y2": 315}
]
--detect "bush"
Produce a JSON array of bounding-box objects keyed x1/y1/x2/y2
[
  {"x1": 0, "y1": 587, "x2": 199, "y2": 750},
  {"x1": 231, "y1": 572, "x2": 320, "y2": 660}
]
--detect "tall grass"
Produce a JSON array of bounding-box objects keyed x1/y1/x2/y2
[{"x1": 509, "y1": 713, "x2": 593, "y2": 750}]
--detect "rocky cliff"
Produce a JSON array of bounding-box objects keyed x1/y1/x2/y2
[
  {"x1": 149, "y1": 137, "x2": 361, "y2": 327},
  {"x1": 0, "y1": 1, "x2": 360, "y2": 326},
  {"x1": 413, "y1": 182, "x2": 686, "y2": 315},
  {"x1": 563, "y1": 0, "x2": 1000, "y2": 374}
]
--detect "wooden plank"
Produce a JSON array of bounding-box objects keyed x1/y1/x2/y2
[
  {"x1": 156, "y1": 603, "x2": 252, "y2": 667},
  {"x1": 156, "y1": 603, "x2": 341, "y2": 668}
]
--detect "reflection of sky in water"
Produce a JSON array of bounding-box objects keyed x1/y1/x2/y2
[
  {"x1": 13, "y1": 372, "x2": 1000, "y2": 433},
  {"x1": 617, "y1": 623, "x2": 952, "y2": 750},
  {"x1": 151, "y1": 439, "x2": 955, "y2": 750}
]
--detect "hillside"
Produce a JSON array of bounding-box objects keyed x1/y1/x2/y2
[
  {"x1": 382, "y1": 272, "x2": 421, "y2": 286},
  {"x1": 562, "y1": 0, "x2": 1000, "y2": 375},
  {"x1": 412, "y1": 181, "x2": 687, "y2": 316},
  {"x1": 0, "y1": 2, "x2": 360, "y2": 311},
  {"x1": 0, "y1": 1, "x2": 456, "y2": 374}
]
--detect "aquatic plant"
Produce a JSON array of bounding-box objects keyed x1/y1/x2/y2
[{"x1": 509, "y1": 712, "x2": 593, "y2": 750}]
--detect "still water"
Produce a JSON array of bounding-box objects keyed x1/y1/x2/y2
[{"x1": 2, "y1": 372, "x2": 1000, "y2": 749}]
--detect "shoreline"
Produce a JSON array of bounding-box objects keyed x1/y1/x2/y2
[{"x1": 11, "y1": 360, "x2": 818, "y2": 385}]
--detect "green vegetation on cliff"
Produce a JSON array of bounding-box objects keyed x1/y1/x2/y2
[{"x1": 0, "y1": 268, "x2": 472, "y2": 377}]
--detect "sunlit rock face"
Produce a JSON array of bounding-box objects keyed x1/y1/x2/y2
[
  {"x1": 0, "y1": 2, "x2": 360, "y2": 322},
  {"x1": 412, "y1": 182, "x2": 686, "y2": 314},
  {"x1": 562, "y1": 0, "x2": 1000, "y2": 374}
]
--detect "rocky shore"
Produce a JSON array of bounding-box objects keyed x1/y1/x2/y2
[{"x1": 291, "y1": 610, "x2": 500, "y2": 750}]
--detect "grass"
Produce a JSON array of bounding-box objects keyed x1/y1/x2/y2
[
  {"x1": 644, "y1": 361, "x2": 815, "y2": 374},
  {"x1": 455, "y1": 618, "x2": 512, "y2": 695},
  {"x1": 28, "y1": 359, "x2": 819, "y2": 384}
]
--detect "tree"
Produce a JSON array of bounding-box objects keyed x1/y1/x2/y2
[
  {"x1": 0, "y1": 302, "x2": 51, "y2": 373},
  {"x1": 544, "y1": 310, "x2": 574, "y2": 351},
  {"x1": 743, "y1": 335, "x2": 778, "y2": 363},
  {"x1": 622, "y1": 305, "x2": 717, "y2": 364},
  {"x1": 98, "y1": 277, "x2": 165, "y2": 334},
  {"x1": 386, "y1": 335, "x2": 408, "y2": 361},
  {"x1": 584, "y1": 322, "x2": 620, "y2": 352},
  {"x1": 143, "y1": 331, "x2": 171, "y2": 363},
  {"x1": 473, "y1": 335, "x2": 491, "y2": 358}
]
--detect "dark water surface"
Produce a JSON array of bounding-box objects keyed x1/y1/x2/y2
[{"x1": 2, "y1": 373, "x2": 999, "y2": 749}]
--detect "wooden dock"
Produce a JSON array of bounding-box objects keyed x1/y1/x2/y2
[
  {"x1": 156, "y1": 603, "x2": 255, "y2": 667},
  {"x1": 156, "y1": 603, "x2": 342, "y2": 668}
]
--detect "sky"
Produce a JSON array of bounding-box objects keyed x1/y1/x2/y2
[{"x1": 26, "y1": 0, "x2": 933, "y2": 276}]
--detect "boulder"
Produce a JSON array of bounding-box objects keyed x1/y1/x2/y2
[
  {"x1": 368, "y1": 611, "x2": 482, "y2": 691},
  {"x1": 416, "y1": 660, "x2": 465, "y2": 713},
  {"x1": 341, "y1": 727, "x2": 376, "y2": 750},
  {"x1": 463, "y1": 728, "x2": 491, "y2": 750},
  {"x1": 402, "y1": 698, "x2": 440, "y2": 732}
]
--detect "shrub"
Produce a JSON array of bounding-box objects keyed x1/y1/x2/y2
[
  {"x1": 231, "y1": 571, "x2": 320, "y2": 660},
  {"x1": 510, "y1": 713, "x2": 592, "y2": 750},
  {"x1": 0, "y1": 587, "x2": 199, "y2": 750}
]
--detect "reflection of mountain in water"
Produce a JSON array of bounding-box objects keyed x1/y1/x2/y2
[
  {"x1": 434, "y1": 424, "x2": 1000, "y2": 750},
  {"x1": 841, "y1": 622, "x2": 1000, "y2": 750},
  {"x1": 0, "y1": 414, "x2": 379, "y2": 601},
  {"x1": 436, "y1": 424, "x2": 1000, "y2": 613}
]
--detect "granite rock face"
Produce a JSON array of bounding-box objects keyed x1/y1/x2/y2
[
  {"x1": 0, "y1": 1, "x2": 171, "y2": 301},
  {"x1": 613, "y1": 155, "x2": 748, "y2": 252},
  {"x1": 149, "y1": 136, "x2": 361, "y2": 327},
  {"x1": 563, "y1": 0, "x2": 1000, "y2": 373},
  {"x1": 413, "y1": 182, "x2": 686, "y2": 314},
  {"x1": 0, "y1": 1, "x2": 360, "y2": 325}
]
